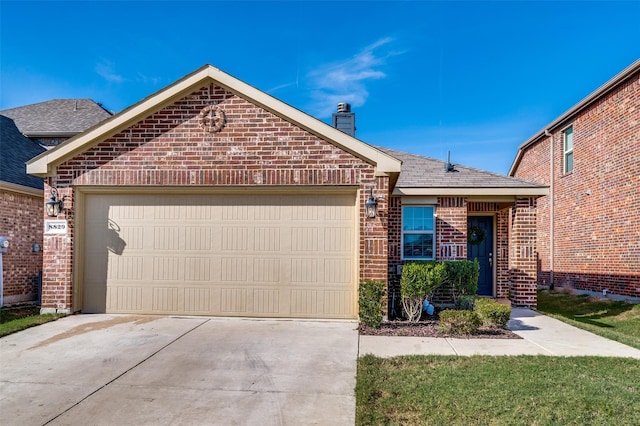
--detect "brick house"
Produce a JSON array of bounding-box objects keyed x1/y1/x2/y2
[
  {"x1": 510, "y1": 59, "x2": 639, "y2": 300},
  {"x1": 0, "y1": 116, "x2": 46, "y2": 305},
  {"x1": 27, "y1": 65, "x2": 546, "y2": 318},
  {"x1": 0, "y1": 101, "x2": 112, "y2": 306}
]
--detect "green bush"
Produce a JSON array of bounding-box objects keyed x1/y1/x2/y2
[
  {"x1": 358, "y1": 281, "x2": 386, "y2": 328},
  {"x1": 444, "y1": 259, "x2": 480, "y2": 305},
  {"x1": 438, "y1": 309, "x2": 481, "y2": 335},
  {"x1": 400, "y1": 261, "x2": 447, "y2": 322},
  {"x1": 456, "y1": 295, "x2": 476, "y2": 311},
  {"x1": 474, "y1": 298, "x2": 511, "y2": 328}
]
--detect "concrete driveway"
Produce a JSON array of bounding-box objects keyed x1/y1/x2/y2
[{"x1": 0, "y1": 315, "x2": 358, "y2": 426}]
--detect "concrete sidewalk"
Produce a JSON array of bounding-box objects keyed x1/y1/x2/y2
[{"x1": 358, "y1": 307, "x2": 640, "y2": 358}]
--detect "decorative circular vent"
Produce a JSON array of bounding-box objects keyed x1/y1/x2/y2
[{"x1": 198, "y1": 105, "x2": 225, "y2": 133}]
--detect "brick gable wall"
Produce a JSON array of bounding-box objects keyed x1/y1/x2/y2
[
  {"x1": 513, "y1": 70, "x2": 640, "y2": 298},
  {"x1": 42, "y1": 85, "x2": 389, "y2": 313},
  {"x1": 1, "y1": 190, "x2": 43, "y2": 304}
]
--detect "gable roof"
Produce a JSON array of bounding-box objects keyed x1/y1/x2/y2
[
  {"x1": 0, "y1": 99, "x2": 113, "y2": 138},
  {"x1": 509, "y1": 58, "x2": 640, "y2": 176},
  {"x1": 379, "y1": 147, "x2": 547, "y2": 197},
  {"x1": 26, "y1": 65, "x2": 402, "y2": 177},
  {"x1": 0, "y1": 115, "x2": 46, "y2": 192}
]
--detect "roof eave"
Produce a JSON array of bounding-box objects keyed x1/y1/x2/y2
[
  {"x1": 27, "y1": 65, "x2": 402, "y2": 177},
  {"x1": 23, "y1": 131, "x2": 78, "y2": 138},
  {"x1": 0, "y1": 181, "x2": 44, "y2": 197},
  {"x1": 509, "y1": 58, "x2": 640, "y2": 176},
  {"x1": 393, "y1": 187, "x2": 549, "y2": 197}
]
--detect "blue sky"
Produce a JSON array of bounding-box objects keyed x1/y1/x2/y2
[{"x1": 1, "y1": 1, "x2": 639, "y2": 174}]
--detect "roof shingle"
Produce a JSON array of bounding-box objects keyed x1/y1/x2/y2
[
  {"x1": 378, "y1": 147, "x2": 545, "y2": 189},
  {"x1": 0, "y1": 115, "x2": 46, "y2": 189},
  {"x1": 0, "y1": 99, "x2": 113, "y2": 136}
]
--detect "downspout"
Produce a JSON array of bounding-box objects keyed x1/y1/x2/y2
[{"x1": 544, "y1": 129, "x2": 555, "y2": 289}]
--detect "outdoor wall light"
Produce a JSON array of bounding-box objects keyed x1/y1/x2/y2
[
  {"x1": 46, "y1": 188, "x2": 65, "y2": 218},
  {"x1": 365, "y1": 188, "x2": 378, "y2": 219}
]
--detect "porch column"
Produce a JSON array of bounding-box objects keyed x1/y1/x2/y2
[{"x1": 510, "y1": 197, "x2": 537, "y2": 307}]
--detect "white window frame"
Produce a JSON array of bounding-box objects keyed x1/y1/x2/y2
[
  {"x1": 563, "y1": 125, "x2": 574, "y2": 174},
  {"x1": 401, "y1": 205, "x2": 436, "y2": 261}
]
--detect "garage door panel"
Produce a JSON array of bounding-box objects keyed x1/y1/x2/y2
[
  {"x1": 83, "y1": 192, "x2": 357, "y2": 318},
  {"x1": 323, "y1": 290, "x2": 353, "y2": 316}
]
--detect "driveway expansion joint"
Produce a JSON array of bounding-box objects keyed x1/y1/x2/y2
[{"x1": 41, "y1": 318, "x2": 211, "y2": 425}]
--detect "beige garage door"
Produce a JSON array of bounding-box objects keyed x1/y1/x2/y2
[{"x1": 81, "y1": 191, "x2": 357, "y2": 319}]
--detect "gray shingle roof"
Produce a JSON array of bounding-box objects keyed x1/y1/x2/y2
[
  {"x1": 0, "y1": 115, "x2": 46, "y2": 189},
  {"x1": 378, "y1": 147, "x2": 545, "y2": 189},
  {"x1": 0, "y1": 99, "x2": 113, "y2": 136}
]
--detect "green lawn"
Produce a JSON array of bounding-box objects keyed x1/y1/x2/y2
[
  {"x1": 356, "y1": 291, "x2": 640, "y2": 425},
  {"x1": 356, "y1": 355, "x2": 640, "y2": 425},
  {"x1": 536, "y1": 290, "x2": 640, "y2": 350},
  {"x1": 0, "y1": 304, "x2": 64, "y2": 337}
]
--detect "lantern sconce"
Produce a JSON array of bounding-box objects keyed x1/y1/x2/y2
[
  {"x1": 45, "y1": 188, "x2": 66, "y2": 218},
  {"x1": 365, "y1": 188, "x2": 378, "y2": 219}
]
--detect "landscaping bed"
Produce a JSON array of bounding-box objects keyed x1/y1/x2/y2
[{"x1": 358, "y1": 317, "x2": 521, "y2": 339}]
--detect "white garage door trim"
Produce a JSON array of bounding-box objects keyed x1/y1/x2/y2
[{"x1": 75, "y1": 187, "x2": 359, "y2": 319}]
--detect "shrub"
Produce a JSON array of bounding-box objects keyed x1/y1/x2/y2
[
  {"x1": 358, "y1": 281, "x2": 386, "y2": 328},
  {"x1": 438, "y1": 309, "x2": 481, "y2": 335},
  {"x1": 400, "y1": 261, "x2": 447, "y2": 322},
  {"x1": 444, "y1": 259, "x2": 480, "y2": 305},
  {"x1": 456, "y1": 295, "x2": 476, "y2": 311},
  {"x1": 474, "y1": 298, "x2": 511, "y2": 329}
]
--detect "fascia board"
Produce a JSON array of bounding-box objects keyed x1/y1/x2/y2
[
  {"x1": 205, "y1": 67, "x2": 402, "y2": 175},
  {"x1": 27, "y1": 66, "x2": 214, "y2": 176},
  {"x1": 27, "y1": 65, "x2": 402, "y2": 177},
  {"x1": 0, "y1": 181, "x2": 44, "y2": 197},
  {"x1": 509, "y1": 59, "x2": 640, "y2": 176},
  {"x1": 393, "y1": 187, "x2": 549, "y2": 196}
]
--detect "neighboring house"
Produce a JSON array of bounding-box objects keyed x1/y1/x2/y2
[
  {"x1": 510, "y1": 59, "x2": 639, "y2": 300},
  {"x1": 27, "y1": 65, "x2": 546, "y2": 318},
  {"x1": 0, "y1": 116, "x2": 46, "y2": 305},
  {"x1": 0, "y1": 99, "x2": 113, "y2": 147},
  {"x1": 0, "y1": 101, "x2": 113, "y2": 306}
]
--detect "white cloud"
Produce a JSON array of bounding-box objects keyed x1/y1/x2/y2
[
  {"x1": 95, "y1": 60, "x2": 124, "y2": 84},
  {"x1": 305, "y1": 37, "x2": 401, "y2": 117}
]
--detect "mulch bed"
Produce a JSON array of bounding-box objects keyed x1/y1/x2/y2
[{"x1": 358, "y1": 319, "x2": 522, "y2": 339}]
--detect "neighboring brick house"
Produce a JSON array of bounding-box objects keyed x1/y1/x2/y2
[
  {"x1": 27, "y1": 65, "x2": 546, "y2": 318},
  {"x1": 0, "y1": 101, "x2": 113, "y2": 306},
  {"x1": 510, "y1": 59, "x2": 639, "y2": 300},
  {"x1": 0, "y1": 116, "x2": 46, "y2": 305},
  {"x1": 1, "y1": 99, "x2": 113, "y2": 148}
]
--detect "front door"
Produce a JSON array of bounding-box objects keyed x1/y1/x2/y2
[{"x1": 467, "y1": 216, "x2": 493, "y2": 296}]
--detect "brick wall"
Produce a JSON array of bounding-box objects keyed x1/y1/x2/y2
[
  {"x1": 0, "y1": 189, "x2": 43, "y2": 304},
  {"x1": 42, "y1": 85, "x2": 389, "y2": 313},
  {"x1": 510, "y1": 197, "x2": 538, "y2": 306},
  {"x1": 437, "y1": 197, "x2": 468, "y2": 261},
  {"x1": 513, "y1": 69, "x2": 640, "y2": 298}
]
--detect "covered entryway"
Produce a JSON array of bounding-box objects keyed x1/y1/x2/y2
[{"x1": 79, "y1": 190, "x2": 357, "y2": 319}]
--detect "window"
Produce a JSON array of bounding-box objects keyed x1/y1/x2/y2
[
  {"x1": 563, "y1": 126, "x2": 573, "y2": 173},
  {"x1": 402, "y1": 206, "x2": 435, "y2": 260}
]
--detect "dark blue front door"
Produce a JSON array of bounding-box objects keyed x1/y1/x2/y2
[{"x1": 467, "y1": 216, "x2": 493, "y2": 296}]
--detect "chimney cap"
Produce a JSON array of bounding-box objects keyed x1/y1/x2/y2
[{"x1": 337, "y1": 103, "x2": 351, "y2": 113}]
